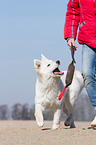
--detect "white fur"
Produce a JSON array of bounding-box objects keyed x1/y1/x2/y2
[{"x1": 34, "y1": 54, "x2": 84, "y2": 129}]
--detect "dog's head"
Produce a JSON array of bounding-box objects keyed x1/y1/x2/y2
[{"x1": 34, "y1": 54, "x2": 64, "y2": 78}]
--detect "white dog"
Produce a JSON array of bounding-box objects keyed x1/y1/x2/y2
[{"x1": 34, "y1": 54, "x2": 84, "y2": 129}]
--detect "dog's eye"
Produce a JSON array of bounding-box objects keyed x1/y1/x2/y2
[{"x1": 47, "y1": 64, "x2": 50, "y2": 67}]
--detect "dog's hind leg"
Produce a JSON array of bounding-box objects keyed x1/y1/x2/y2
[
  {"x1": 63, "y1": 106, "x2": 76, "y2": 128},
  {"x1": 64, "y1": 114, "x2": 76, "y2": 128},
  {"x1": 35, "y1": 104, "x2": 44, "y2": 127},
  {"x1": 63, "y1": 92, "x2": 76, "y2": 128},
  {"x1": 52, "y1": 108, "x2": 61, "y2": 130}
]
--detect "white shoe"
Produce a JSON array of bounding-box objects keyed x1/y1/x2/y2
[{"x1": 91, "y1": 116, "x2": 96, "y2": 127}]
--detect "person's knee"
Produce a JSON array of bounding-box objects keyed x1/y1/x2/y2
[{"x1": 82, "y1": 72, "x2": 91, "y2": 87}]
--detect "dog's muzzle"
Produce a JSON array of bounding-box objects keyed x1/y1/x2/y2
[{"x1": 53, "y1": 67, "x2": 64, "y2": 75}]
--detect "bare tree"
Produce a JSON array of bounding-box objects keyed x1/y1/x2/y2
[
  {"x1": 29, "y1": 105, "x2": 35, "y2": 120},
  {"x1": 21, "y1": 104, "x2": 29, "y2": 120},
  {"x1": 0, "y1": 105, "x2": 9, "y2": 120},
  {"x1": 11, "y1": 103, "x2": 22, "y2": 120}
]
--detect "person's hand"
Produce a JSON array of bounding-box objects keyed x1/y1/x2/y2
[{"x1": 67, "y1": 38, "x2": 77, "y2": 50}]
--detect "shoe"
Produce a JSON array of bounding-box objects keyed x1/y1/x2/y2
[{"x1": 91, "y1": 116, "x2": 96, "y2": 127}]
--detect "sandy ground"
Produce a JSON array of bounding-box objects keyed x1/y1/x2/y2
[{"x1": 0, "y1": 120, "x2": 96, "y2": 145}]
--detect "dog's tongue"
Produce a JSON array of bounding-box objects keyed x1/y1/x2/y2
[
  {"x1": 53, "y1": 67, "x2": 64, "y2": 75},
  {"x1": 54, "y1": 71, "x2": 64, "y2": 75}
]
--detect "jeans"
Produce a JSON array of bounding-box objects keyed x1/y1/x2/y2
[{"x1": 82, "y1": 44, "x2": 96, "y2": 107}]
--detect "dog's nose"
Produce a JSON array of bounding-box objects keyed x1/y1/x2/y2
[{"x1": 56, "y1": 60, "x2": 60, "y2": 65}]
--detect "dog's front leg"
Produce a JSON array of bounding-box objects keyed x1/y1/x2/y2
[
  {"x1": 52, "y1": 108, "x2": 61, "y2": 129},
  {"x1": 35, "y1": 104, "x2": 44, "y2": 127}
]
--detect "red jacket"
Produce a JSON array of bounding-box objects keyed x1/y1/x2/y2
[{"x1": 64, "y1": 0, "x2": 96, "y2": 49}]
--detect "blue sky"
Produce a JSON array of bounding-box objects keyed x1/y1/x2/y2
[{"x1": 0, "y1": 0, "x2": 82, "y2": 106}]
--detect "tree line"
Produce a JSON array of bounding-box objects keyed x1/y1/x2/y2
[
  {"x1": 0, "y1": 103, "x2": 35, "y2": 120},
  {"x1": 0, "y1": 103, "x2": 54, "y2": 120},
  {"x1": 0, "y1": 91, "x2": 95, "y2": 121}
]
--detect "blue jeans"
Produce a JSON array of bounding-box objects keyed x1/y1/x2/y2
[{"x1": 82, "y1": 44, "x2": 96, "y2": 107}]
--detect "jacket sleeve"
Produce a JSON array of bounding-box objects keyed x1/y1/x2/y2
[{"x1": 64, "y1": 0, "x2": 80, "y2": 40}]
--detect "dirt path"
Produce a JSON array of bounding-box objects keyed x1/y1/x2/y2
[{"x1": 0, "y1": 121, "x2": 96, "y2": 145}]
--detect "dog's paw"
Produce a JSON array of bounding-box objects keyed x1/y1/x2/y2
[
  {"x1": 37, "y1": 122, "x2": 44, "y2": 127},
  {"x1": 64, "y1": 122, "x2": 70, "y2": 127},
  {"x1": 70, "y1": 122, "x2": 76, "y2": 128},
  {"x1": 52, "y1": 124, "x2": 60, "y2": 130},
  {"x1": 64, "y1": 120, "x2": 70, "y2": 127},
  {"x1": 64, "y1": 115, "x2": 72, "y2": 127},
  {"x1": 64, "y1": 120, "x2": 76, "y2": 128}
]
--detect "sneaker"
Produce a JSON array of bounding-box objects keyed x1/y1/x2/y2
[{"x1": 91, "y1": 116, "x2": 96, "y2": 127}]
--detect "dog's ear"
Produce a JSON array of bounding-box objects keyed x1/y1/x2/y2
[
  {"x1": 41, "y1": 54, "x2": 48, "y2": 61},
  {"x1": 34, "y1": 59, "x2": 41, "y2": 71}
]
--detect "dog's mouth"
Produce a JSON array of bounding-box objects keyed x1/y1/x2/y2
[{"x1": 53, "y1": 67, "x2": 64, "y2": 76}]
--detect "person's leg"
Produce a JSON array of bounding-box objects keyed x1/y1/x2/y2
[{"x1": 82, "y1": 44, "x2": 96, "y2": 126}]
